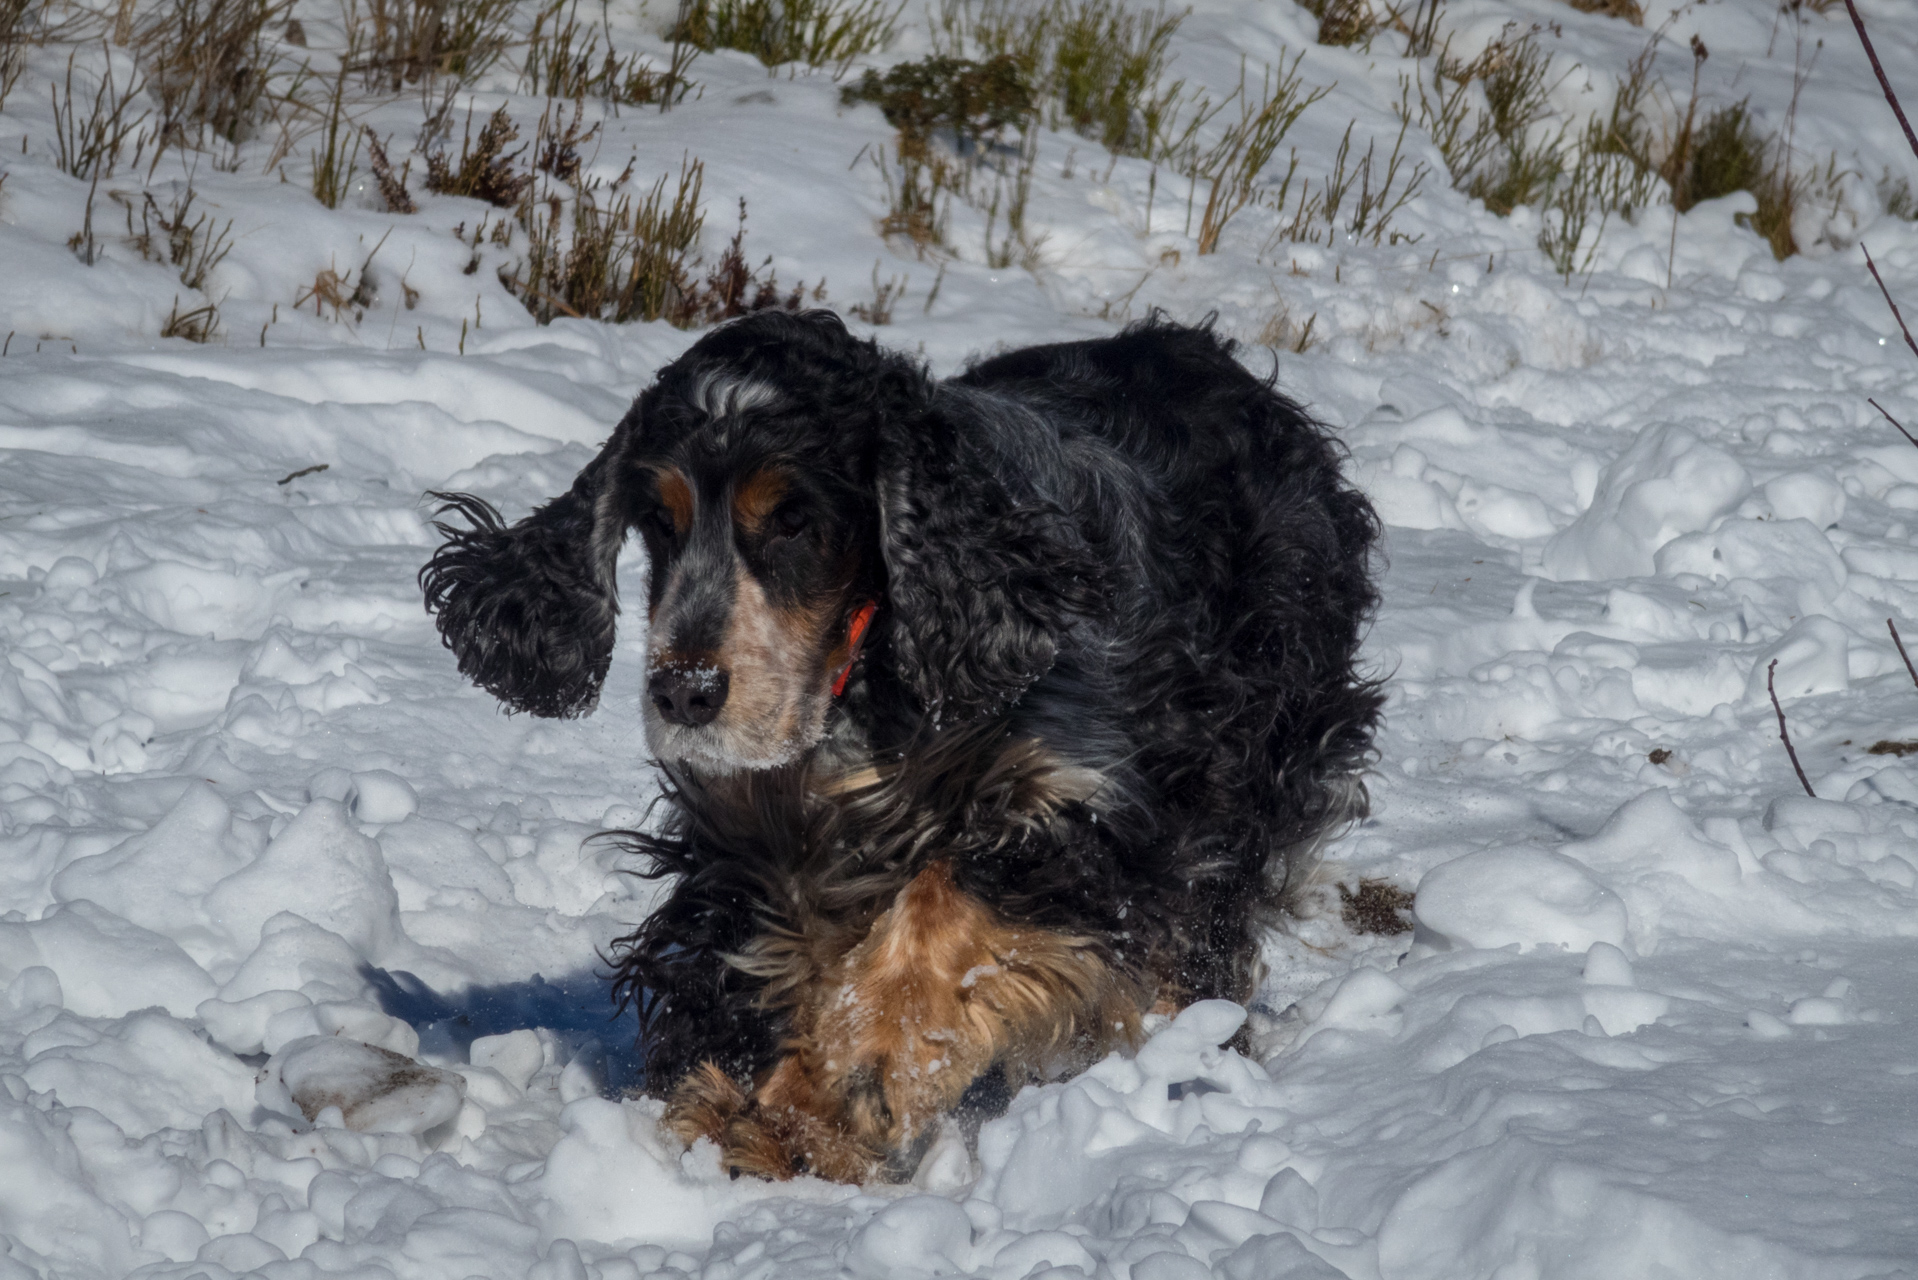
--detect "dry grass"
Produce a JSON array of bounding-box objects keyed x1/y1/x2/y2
[
  {"x1": 160, "y1": 295, "x2": 222, "y2": 341},
  {"x1": 1662, "y1": 99, "x2": 1830, "y2": 261},
  {"x1": 1193, "y1": 55, "x2": 1327, "y2": 253},
  {"x1": 848, "y1": 262, "x2": 908, "y2": 322},
  {"x1": 845, "y1": 53, "x2": 1044, "y2": 264},
  {"x1": 672, "y1": 0, "x2": 899, "y2": 73},
  {"x1": 522, "y1": 0, "x2": 695, "y2": 107},
  {"x1": 50, "y1": 46, "x2": 151, "y2": 180},
  {"x1": 1884, "y1": 174, "x2": 1917, "y2": 221},
  {"x1": 872, "y1": 143, "x2": 954, "y2": 252},
  {"x1": 294, "y1": 234, "x2": 387, "y2": 321},
  {"x1": 119, "y1": 184, "x2": 235, "y2": 289},
  {"x1": 1394, "y1": 13, "x2": 1832, "y2": 272},
  {"x1": 1256, "y1": 301, "x2": 1317, "y2": 353},
  {"x1": 504, "y1": 159, "x2": 814, "y2": 327},
  {"x1": 1261, "y1": 115, "x2": 1429, "y2": 251},
  {"x1": 424, "y1": 104, "x2": 533, "y2": 206},
  {"x1": 345, "y1": 0, "x2": 516, "y2": 90},
  {"x1": 1562, "y1": 0, "x2": 1642, "y2": 24},
  {"x1": 134, "y1": 0, "x2": 291, "y2": 150},
  {"x1": 1309, "y1": 0, "x2": 1376, "y2": 48},
  {"x1": 2, "y1": 0, "x2": 41, "y2": 109},
  {"x1": 936, "y1": 0, "x2": 1198, "y2": 160},
  {"x1": 1339, "y1": 880, "x2": 1415, "y2": 934},
  {"x1": 308, "y1": 62, "x2": 360, "y2": 208},
  {"x1": 841, "y1": 53, "x2": 1033, "y2": 157},
  {"x1": 1401, "y1": 23, "x2": 1665, "y2": 275},
  {"x1": 1297, "y1": 0, "x2": 1442, "y2": 52},
  {"x1": 364, "y1": 126, "x2": 416, "y2": 211}
]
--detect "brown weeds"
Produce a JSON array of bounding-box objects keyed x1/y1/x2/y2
[
  {"x1": 523, "y1": 0, "x2": 696, "y2": 107},
  {"x1": 160, "y1": 295, "x2": 221, "y2": 341},
  {"x1": 344, "y1": 0, "x2": 515, "y2": 90},
  {"x1": 135, "y1": 0, "x2": 289, "y2": 149},
  {"x1": 425, "y1": 104, "x2": 533, "y2": 206},
  {"x1": 364, "y1": 127, "x2": 416, "y2": 212},
  {"x1": 1339, "y1": 880, "x2": 1415, "y2": 934},
  {"x1": 673, "y1": 0, "x2": 899, "y2": 73}
]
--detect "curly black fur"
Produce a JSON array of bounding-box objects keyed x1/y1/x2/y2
[
  {"x1": 421, "y1": 309, "x2": 1382, "y2": 1111},
  {"x1": 419, "y1": 469, "x2": 619, "y2": 719}
]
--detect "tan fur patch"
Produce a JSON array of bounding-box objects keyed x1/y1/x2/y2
[
  {"x1": 705, "y1": 562, "x2": 827, "y2": 765},
  {"x1": 647, "y1": 542, "x2": 855, "y2": 770},
  {"x1": 732, "y1": 861, "x2": 1142, "y2": 1178},
  {"x1": 731, "y1": 467, "x2": 789, "y2": 536},
  {"x1": 654, "y1": 467, "x2": 693, "y2": 534}
]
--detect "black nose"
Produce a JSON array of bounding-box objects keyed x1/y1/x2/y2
[{"x1": 649, "y1": 667, "x2": 729, "y2": 727}]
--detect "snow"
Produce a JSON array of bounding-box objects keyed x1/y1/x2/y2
[{"x1": 3, "y1": 0, "x2": 1918, "y2": 1274}]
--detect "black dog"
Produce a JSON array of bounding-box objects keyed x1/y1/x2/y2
[{"x1": 421, "y1": 310, "x2": 1381, "y2": 1181}]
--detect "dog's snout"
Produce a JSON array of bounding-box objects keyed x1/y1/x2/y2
[{"x1": 650, "y1": 666, "x2": 730, "y2": 727}]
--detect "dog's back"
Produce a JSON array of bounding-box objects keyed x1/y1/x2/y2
[{"x1": 954, "y1": 318, "x2": 1382, "y2": 1001}]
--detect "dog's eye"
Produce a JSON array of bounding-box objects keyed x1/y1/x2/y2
[
  {"x1": 772, "y1": 505, "x2": 810, "y2": 539},
  {"x1": 645, "y1": 506, "x2": 677, "y2": 540}
]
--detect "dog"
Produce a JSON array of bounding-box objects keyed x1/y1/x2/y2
[{"x1": 420, "y1": 310, "x2": 1382, "y2": 1182}]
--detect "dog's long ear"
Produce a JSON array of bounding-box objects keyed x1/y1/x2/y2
[
  {"x1": 876, "y1": 385, "x2": 1104, "y2": 724},
  {"x1": 420, "y1": 447, "x2": 624, "y2": 718}
]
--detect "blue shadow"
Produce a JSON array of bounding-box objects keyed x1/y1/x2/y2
[{"x1": 363, "y1": 965, "x2": 644, "y2": 1095}]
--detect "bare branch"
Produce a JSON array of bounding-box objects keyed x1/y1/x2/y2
[
  {"x1": 1891, "y1": 619, "x2": 1918, "y2": 689},
  {"x1": 1870, "y1": 397, "x2": 1918, "y2": 450},
  {"x1": 1768, "y1": 659, "x2": 1817, "y2": 798},
  {"x1": 1863, "y1": 243, "x2": 1918, "y2": 363},
  {"x1": 1842, "y1": 0, "x2": 1918, "y2": 164}
]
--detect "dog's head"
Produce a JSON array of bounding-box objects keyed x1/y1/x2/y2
[{"x1": 422, "y1": 309, "x2": 1100, "y2": 771}]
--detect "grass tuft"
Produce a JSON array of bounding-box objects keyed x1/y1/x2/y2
[
  {"x1": 1339, "y1": 880, "x2": 1415, "y2": 934},
  {"x1": 842, "y1": 53, "x2": 1033, "y2": 156},
  {"x1": 1670, "y1": 100, "x2": 1764, "y2": 211},
  {"x1": 1310, "y1": 0, "x2": 1377, "y2": 48},
  {"x1": 1193, "y1": 55, "x2": 1326, "y2": 254},
  {"x1": 134, "y1": 0, "x2": 289, "y2": 150},
  {"x1": 504, "y1": 159, "x2": 814, "y2": 327},
  {"x1": 523, "y1": 0, "x2": 695, "y2": 107},
  {"x1": 1256, "y1": 301, "x2": 1317, "y2": 353},
  {"x1": 848, "y1": 262, "x2": 908, "y2": 322},
  {"x1": 50, "y1": 46, "x2": 151, "y2": 180},
  {"x1": 1263, "y1": 114, "x2": 1428, "y2": 250},
  {"x1": 364, "y1": 126, "x2": 417, "y2": 212},
  {"x1": 425, "y1": 104, "x2": 534, "y2": 206},
  {"x1": 1, "y1": 0, "x2": 34, "y2": 110},
  {"x1": 121, "y1": 184, "x2": 235, "y2": 289},
  {"x1": 160, "y1": 295, "x2": 222, "y2": 341},
  {"x1": 308, "y1": 63, "x2": 360, "y2": 208},
  {"x1": 672, "y1": 0, "x2": 899, "y2": 73},
  {"x1": 1561, "y1": 0, "x2": 1642, "y2": 24},
  {"x1": 938, "y1": 0, "x2": 1195, "y2": 159},
  {"x1": 345, "y1": 0, "x2": 517, "y2": 90},
  {"x1": 1883, "y1": 173, "x2": 1917, "y2": 221}
]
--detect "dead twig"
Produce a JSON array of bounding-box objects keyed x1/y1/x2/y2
[
  {"x1": 1841, "y1": 0, "x2": 1918, "y2": 163},
  {"x1": 1862, "y1": 243, "x2": 1918, "y2": 363},
  {"x1": 1890, "y1": 618, "x2": 1918, "y2": 689},
  {"x1": 363, "y1": 127, "x2": 417, "y2": 214},
  {"x1": 1768, "y1": 658, "x2": 1817, "y2": 798},
  {"x1": 277, "y1": 463, "x2": 330, "y2": 484},
  {"x1": 1870, "y1": 397, "x2": 1918, "y2": 450}
]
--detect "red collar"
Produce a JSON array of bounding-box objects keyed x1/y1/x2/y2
[{"x1": 832, "y1": 601, "x2": 878, "y2": 697}]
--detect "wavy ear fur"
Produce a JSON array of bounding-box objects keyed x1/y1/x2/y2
[
  {"x1": 419, "y1": 454, "x2": 622, "y2": 718},
  {"x1": 877, "y1": 385, "x2": 1104, "y2": 724}
]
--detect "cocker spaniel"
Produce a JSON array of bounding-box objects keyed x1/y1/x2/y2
[{"x1": 421, "y1": 310, "x2": 1381, "y2": 1182}]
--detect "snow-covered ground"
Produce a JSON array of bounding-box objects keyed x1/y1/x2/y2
[{"x1": 4, "y1": 0, "x2": 1918, "y2": 1275}]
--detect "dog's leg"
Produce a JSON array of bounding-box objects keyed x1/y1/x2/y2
[{"x1": 707, "y1": 861, "x2": 1141, "y2": 1181}]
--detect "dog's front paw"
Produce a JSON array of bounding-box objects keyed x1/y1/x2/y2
[
  {"x1": 663, "y1": 1059, "x2": 884, "y2": 1182},
  {"x1": 662, "y1": 1061, "x2": 750, "y2": 1151}
]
